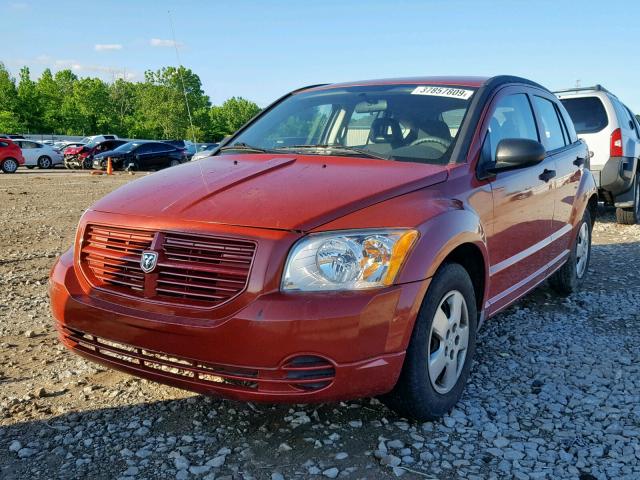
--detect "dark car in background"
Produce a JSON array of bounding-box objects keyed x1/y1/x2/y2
[
  {"x1": 93, "y1": 140, "x2": 187, "y2": 171},
  {"x1": 163, "y1": 140, "x2": 196, "y2": 159},
  {"x1": 64, "y1": 139, "x2": 128, "y2": 169}
]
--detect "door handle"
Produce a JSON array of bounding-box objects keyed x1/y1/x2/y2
[
  {"x1": 573, "y1": 157, "x2": 585, "y2": 167},
  {"x1": 539, "y1": 169, "x2": 556, "y2": 182}
]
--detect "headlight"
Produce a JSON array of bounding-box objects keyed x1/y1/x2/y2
[{"x1": 282, "y1": 229, "x2": 418, "y2": 291}]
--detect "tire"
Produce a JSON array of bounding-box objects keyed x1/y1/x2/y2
[
  {"x1": 615, "y1": 176, "x2": 639, "y2": 225},
  {"x1": 549, "y1": 210, "x2": 592, "y2": 296},
  {"x1": 169, "y1": 159, "x2": 180, "y2": 167},
  {"x1": 1, "y1": 158, "x2": 19, "y2": 173},
  {"x1": 125, "y1": 161, "x2": 138, "y2": 172},
  {"x1": 82, "y1": 157, "x2": 93, "y2": 169},
  {"x1": 37, "y1": 155, "x2": 52, "y2": 169},
  {"x1": 381, "y1": 263, "x2": 478, "y2": 421}
]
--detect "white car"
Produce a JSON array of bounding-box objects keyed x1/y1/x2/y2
[
  {"x1": 80, "y1": 134, "x2": 118, "y2": 145},
  {"x1": 556, "y1": 85, "x2": 640, "y2": 224},
  {"x1": 13, "y1": 140, "x2": 64, "y2": 169}
]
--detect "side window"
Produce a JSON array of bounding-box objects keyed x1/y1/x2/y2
[
  {"x1": 612, "y1": 99, "x2": 632, "y2": 128},
  {"x1": 0, "y1": 141, "x2": 8, "y2": 148},
  {"x1": 150, "y1": 143, "x2": 167, "y2": 153},
  {"x1": 136, "y1": 144, "x2": 152, "y2": 154},
  {"x1": 484, "y1": 93, "x2": 538, "y2": 162},
  {"x1": 623, "y1": 105, "x2": 639, "y2": 138},
  {"x1": 532, "y1": 96, "x2": 566, "y2": 151}
]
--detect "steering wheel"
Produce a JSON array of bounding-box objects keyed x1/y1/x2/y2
[{"x1": 409, "y1": 136, "x2": 451, "y2": 153}]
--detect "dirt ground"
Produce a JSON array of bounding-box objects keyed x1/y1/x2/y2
[{"x1": 1, "y1": 169, "x2": 639, "y2": 480}]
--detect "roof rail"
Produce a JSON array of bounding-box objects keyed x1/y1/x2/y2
[{"x1": 553, "y1": 84, "x2": 616, "y2": 97}]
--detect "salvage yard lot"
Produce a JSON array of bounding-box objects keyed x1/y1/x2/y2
[{"x1": 1, "y1": 171, "x2": 639, "y2": 480}]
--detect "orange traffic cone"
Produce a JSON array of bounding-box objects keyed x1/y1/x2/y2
[{"x1": 106, "y1": 157, "x2": 113, "y2": 175}]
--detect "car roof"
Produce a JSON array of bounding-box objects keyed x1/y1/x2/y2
[
  {"x1": 304, "y1": 76, "x2": 489, "y2": 92},
  {"x1": 301, "y1": 75, "x2": 549, "y2": 94}
]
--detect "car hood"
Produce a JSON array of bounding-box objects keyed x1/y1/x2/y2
[
  {"x1": 65, "y1": 146, "x2": 86, "y2": 155},
  {"x1": 90, "y1": 154, "x2": 449, "y2": 231}
]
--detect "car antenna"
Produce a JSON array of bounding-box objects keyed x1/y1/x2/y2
[{"x1": 168, "y1": 10, "x2": 198, "y2": 149}]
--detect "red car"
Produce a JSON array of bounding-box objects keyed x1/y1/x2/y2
[
  {"x1": 63, "y1": 139, "x2": 128, "y2": 169},
  {"x1": 0, "y1": 138, "x2": 25, "y2": 173},
  {"x1": 49, "y1": 76, "x2": 598, "y2": 420}
]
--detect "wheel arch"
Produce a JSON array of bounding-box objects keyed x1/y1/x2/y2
[{"x1": 398, "y1": 208, "x2": 490, "y2": 322}]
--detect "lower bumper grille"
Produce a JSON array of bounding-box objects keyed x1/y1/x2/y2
[{"x1": 62, "y1": 328, "x2": 335, "y2": 393}]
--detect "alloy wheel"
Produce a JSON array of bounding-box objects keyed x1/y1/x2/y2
[
  {"x1": 575, "y1": 222, "x2": 590, "y2": 279},
  {"x1": 3, "y1": 158, "x2": 18, "y2": 173},
  {"x1": 38, "y1": 156, "x2": 52, "y2": 168},
  {"x1": 427, "y1": 290, "x2": 470, "y2": 394}
]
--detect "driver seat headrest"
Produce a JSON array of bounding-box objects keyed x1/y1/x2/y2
[{"x1": 369, "y1": 118, "x2": 403, "y2": 144}]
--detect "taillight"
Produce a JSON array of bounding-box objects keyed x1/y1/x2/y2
[{"x1": 610, "y1": 128, "x2": 623, "y2": 157}]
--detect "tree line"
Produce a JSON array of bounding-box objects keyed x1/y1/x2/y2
[{"x1": 0, "y1": 63, "x2": 261, "y2": 142}]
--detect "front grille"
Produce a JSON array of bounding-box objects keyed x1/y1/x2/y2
[
  {"x1": 80, "y1": 225, "x2": 256, "y2": 307},
  {"x1": 157, "y1": 233, "x2": 255, "y2": 303},
  {"x1": 82, "y1": 225, "x2": 153, "y2": 291},
  {"x1": 62, "y1": 328, "x2": 336, "y2": 394}
]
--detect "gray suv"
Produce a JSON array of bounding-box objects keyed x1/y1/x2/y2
[{"x1": 556, "y1": 85, "x2": 640, "y2": 224}]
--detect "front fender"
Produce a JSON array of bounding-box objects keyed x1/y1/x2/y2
[{"x1": 398, "y1": 207, "x2": 489, "y2": 284}]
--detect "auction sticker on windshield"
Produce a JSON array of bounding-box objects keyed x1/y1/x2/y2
[{"x1": 411, "y1": 86, "x2": 474, "y2": 100}]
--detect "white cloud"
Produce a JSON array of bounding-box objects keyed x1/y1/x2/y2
[
  {"x1": 95, "y1": 44, "x2": 123, "y2": 52},
  {"x1": 150, "y1": 38, "x2": 182, "y2": 48}
]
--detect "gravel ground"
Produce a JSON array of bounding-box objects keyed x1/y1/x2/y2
[{"x1": 1, "y1": 170, "x2": 639, "y2": 480}]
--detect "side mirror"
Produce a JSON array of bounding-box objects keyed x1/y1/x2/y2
[{"x1": 485, "y1": 138, "x2": 546, "y2": 175}]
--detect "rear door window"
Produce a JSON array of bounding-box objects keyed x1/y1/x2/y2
[
  {"x1": 533, "y1": 96, "x2": 567, "y2": 151},
  {"x1": 560, "y1": 97, "x2": 608, "y2": 134}
]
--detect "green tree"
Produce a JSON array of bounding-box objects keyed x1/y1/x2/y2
[
  {"x1": 72, "y1": 77, "x2": 113, "y2": 134},
  {"x1": 17, "y1": 66, "x2": 42, "y2": 132},
  {"x1": 36, "y1": 68, "x2": 63, "y2": 133},
  {"x1": 1, "y1": 64, "x2": 262, "y2": 141},
  {"x1": 54, "y1": 70, "x2": 82, "y2": 135},
  {"x1": 139, "y1": 66, "x2": 211, "y2": 141},
  {"x1": 0, "y1": 63, "x2": 21, "y2": 133},
  {"x1": 209, "y1": 97, "x2": 261, "y2": 140}
]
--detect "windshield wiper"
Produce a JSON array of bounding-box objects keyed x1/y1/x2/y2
[
  {"x1": 274, "y1": 144, "x2": 390, "y2": 161},
  {"x1": 218, "y1": 142, "x2": 272, "y2": 153}
]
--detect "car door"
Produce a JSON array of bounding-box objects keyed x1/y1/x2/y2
[
  {"x1": 16, "y1": 140, "x2": 37, "y2": 165},
  {"x1": 480, "y1": 88, "x2": 557, "y2": 314},
  {"x1": 531, "y1": 93, "x2": 586, "y2": 264},
  {"x1": 153, "y1": 143, "x2": 173, "y2": 170},
  {"x1": 133, "y1": 144, "x2": 154, "y2": 170}
]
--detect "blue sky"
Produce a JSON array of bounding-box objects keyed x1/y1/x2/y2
[{"x1": 4, "y1": 0, "x2": 640, "y2": 111}]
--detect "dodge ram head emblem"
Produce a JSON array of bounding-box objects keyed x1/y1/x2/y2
[{"x1": 140, "y1": 251, "x2": 159, "y2": 273}]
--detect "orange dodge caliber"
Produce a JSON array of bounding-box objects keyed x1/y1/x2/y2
[{"x1": 50, "y1": 76, "x2": 597, "y2": 420}]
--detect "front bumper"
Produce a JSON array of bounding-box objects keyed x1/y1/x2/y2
[{"x1": 49, "y1": 249, "x2": 429, "y2": 402}]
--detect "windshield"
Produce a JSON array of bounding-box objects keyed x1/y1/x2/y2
[
  {"x1": 560, "y1": 97, "x2": 608, "y2": 134},
  {"x1": 225, "y1": 84, "x2": 476, "y2": 164},
  {"x1": 112, "y1": 142, "x2": 141, "y2": 153}
]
